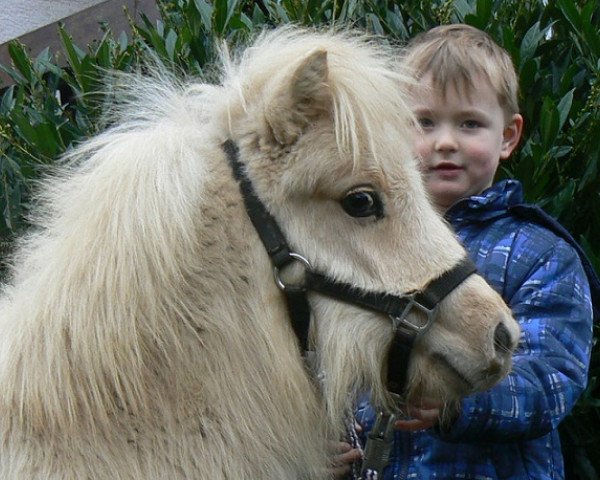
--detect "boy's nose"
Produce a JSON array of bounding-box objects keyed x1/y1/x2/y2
[{"x1": 434, "y1": 127, "x2": 458, "y2": 152}]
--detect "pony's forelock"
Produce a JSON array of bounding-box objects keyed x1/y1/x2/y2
[{"x1": 220, "y1": 27, "x2": 416, "y2": 169}]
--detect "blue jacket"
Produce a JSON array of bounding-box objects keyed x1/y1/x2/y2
[{"x1": 357, "y1": 180, "x2": 595, "y2": 479}]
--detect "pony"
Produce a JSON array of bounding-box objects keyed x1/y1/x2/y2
[{"x1": 0, "y1": 27, "x2": 519, "y2": 479}]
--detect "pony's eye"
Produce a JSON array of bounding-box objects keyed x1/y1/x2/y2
[{"x1": 341, "y1": 188, "x2": 384, "y2": 219}]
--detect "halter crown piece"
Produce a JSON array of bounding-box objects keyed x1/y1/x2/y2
[{"x1": 222, "y1": 139, "x2": 477, "y2": 396}]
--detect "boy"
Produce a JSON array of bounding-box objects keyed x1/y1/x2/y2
[{"x1": 338, "y1": 24, "x2": 596, "y2": 479}]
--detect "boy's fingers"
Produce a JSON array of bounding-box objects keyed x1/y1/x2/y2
[
  {"x1": 394, "y1": 418, "x2": 435, "y2": 431},
  {"x1": 394, "y1": 407, "x2": 441, "y2": 431},
  {"x1": 407, "y1": 406, "x2": 440, "y2": 422},
  {"x1": 406, "y1": 398, "x2": 444, "y2": 411},
  {"x1": 334, "y1": 448, "x2": 362, "y2": 464},
  {"x1": 328, "y1": 445, "x2": 362, "y2": 478},
  {"x1": 328, "y1": 442, "x2": 362, "y2": 465},
  {"x1": 329, "y1": 441, "x2": 351, "y2": 454}
]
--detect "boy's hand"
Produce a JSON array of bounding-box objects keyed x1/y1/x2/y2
[
  {"x1": 328, "y1": 441, "x2": 363, "y2": 478},
  {"x1": 394, "y1": 400, "x2": 443, "y2": 432},
  {"x1": 328, "y1": 422, "x2": 363, "y2": 479}
]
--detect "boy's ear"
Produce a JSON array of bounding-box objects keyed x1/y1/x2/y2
[
  {"x1": 264, "y1": 50, "x2": 331, "y2": 146},
  {"x1": 500, "y1": 113, "x2": 523, "y2": 160}
]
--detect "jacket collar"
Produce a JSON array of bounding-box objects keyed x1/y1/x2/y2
[{"x1": 445, "y1": 179, "x2": 524, "y2": 224}]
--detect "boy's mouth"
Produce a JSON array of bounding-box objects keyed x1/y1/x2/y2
[
  {"x1": 431, "y1": 162, "x2": 462, "y2": 172},
  {"x1": 430, "y1": 162, "x2": 464, "y2": 178}
]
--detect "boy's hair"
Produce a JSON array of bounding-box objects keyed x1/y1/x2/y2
[{"x1": 402, "y1": 24, "x2": 519, "y2": 116}]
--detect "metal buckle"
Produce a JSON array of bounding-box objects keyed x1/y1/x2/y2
[
  {"x1": 273, "y1": 252, "x2": 312, "y2": 292},
  {"x1": 389, "y1": 292, "x2": 437, "y2": 336},
  {"x1": 360, "y1": 411, "x2": 397, "y2": 477}
]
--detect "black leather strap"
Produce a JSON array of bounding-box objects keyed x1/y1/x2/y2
[
  {"x1": 305, "y1": 257, "x2": 476, "y2": 320},
  {"x1": 223, "y1": 140, "x2": 293, "y2": 268},
  {"x1": 224, "y1": 139, "x2": 312, "y2": 352}
]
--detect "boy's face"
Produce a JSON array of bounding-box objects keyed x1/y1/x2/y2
[{"x1": 410, "y1": 74, "x2": 522, "y2": 211}]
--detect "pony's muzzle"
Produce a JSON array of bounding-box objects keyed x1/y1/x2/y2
[{"x1": 493, "y1": 322, "x2": 514, "y2": 354}]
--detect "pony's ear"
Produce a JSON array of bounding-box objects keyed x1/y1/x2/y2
[{"x1": 265, "y1": 49, "x2": 330, "y2": 146}]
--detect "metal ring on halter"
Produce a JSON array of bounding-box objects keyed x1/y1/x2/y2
[
  {"x1": 389, "y1": 292, "x2": 437, "y2": 337},
  {"x1": 273, "y1": 252, "x2": 313, "y2": 292}
]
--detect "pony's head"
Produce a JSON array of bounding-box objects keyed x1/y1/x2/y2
[{"x1": 220, "y1": 27, "x2": 519, "y2": 419}]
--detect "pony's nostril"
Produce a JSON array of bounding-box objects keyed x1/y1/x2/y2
[{"x1": 493, "y1": 322, "x2": 512, "y2": 353}]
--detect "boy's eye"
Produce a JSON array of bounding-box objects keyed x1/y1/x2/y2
[
  {"x1": 462, "y1": 119, "x2": 482, "y2": 129},
  {"x1": 417, "y1": 117, "x2": 434, "y2": 128}
]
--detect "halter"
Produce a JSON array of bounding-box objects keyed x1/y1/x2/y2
[{"x1": 223, "y1": 139, "x2": 476, "y2": 396}]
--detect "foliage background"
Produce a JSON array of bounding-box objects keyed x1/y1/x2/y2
[{"x1": 1, "y1": 0, "x2": 599, "y2": 477}]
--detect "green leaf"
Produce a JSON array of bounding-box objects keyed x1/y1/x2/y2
[
  {"x1": 365, "y1": 13, "x2": 384, "y2": 35},
  {"x1": 32, "y1": 47, "x2": 53, "y2": 77},
  {"x1": 557, "y1": 0, "x2": 582, "y2": 32},
  {"x1": 540, "y1": 97, "x2": 559, "y2": 149},
  {"x1": 119, "y1": 31, "x2": 129, "y2": 51},
  {"x1": 0, "y1": 86, "x2": 15, "y2": 115},
  {"x1": 556, "y1": 89, "x2": 574, "y2": 131},
  {"x1": 213, "y1": 0, "x2": 231, "y2": 34},
  {"x1": 0, "y1": 156, "x2": 23, "y2": 232},
  {"x1": 338, "y1": 0, "x2": 359, "y2": 23},
  {"x1": 579, "y1": 147, "x2": 600, "y2": 192},
  {"x1": 581, "y1": 2, "x2": 600, "y2": 58},
  {"x1": 94, "y1": 32, "x2": 113, "y2": 68},
  {"x1": 58, "y1": 25, "x2": 86, "y2": 74},
  {"x1": 11, "y1": 109, "x2": 39, "y2": 146},
  {"x1": 251, "y1": 3, "x2": 267, "y2": 24},
  {"x1": 548, "y1": 145, "x2": 572, "y2": 159},
  {"x1": 32, "y1": 122, "x2": 63, "y2": 157},
  {"x1": 475, "y1": 0, "x2": 492, "y2": 22},
  {"x1": 239, "y1": 12, "x2": 253, "y2": 30},
  {"x1": 73, "y1": 56, "x2": 97, "y2": 94},
  {"x1": 165, "y1": 30, "x2": 178, "y2": 61},
  {"x1": 519, "y1": 22, "x2": 544, "y2": 67},
  {"x1": 7, "y1": 42, "x2": 34, "y2": 83},
  {"x1": 193, "y1": 0, "x2": 213, "y2": 31},
  {"x1": 0, "y1": 62, "x2": 27, "y2": 84},
  {"x1": 386, "y1": 6, "x2": 409, "y2": 39},
  {"x1": 519, "y1": 58, "x2": 538, "y2": 93},
  {"x1": 465, "y1": 0, "x2": 492, "y2": 29},
  {"x1": 453, "y1": 0, "x2": 474, "y2": 22},
  {"x1": 262, "y1": 0, "x2": 290, "y2": 23},
  {"x1": 550, "y1": 180, "x2": 577, "y2": 218}
]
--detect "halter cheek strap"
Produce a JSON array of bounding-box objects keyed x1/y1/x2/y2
[
  {"x1": 223, "y1": 140, "x2": 313, "y2": 351},
  {"x1": 222, "y1": 139, "x2": 476, "y2": 395}
]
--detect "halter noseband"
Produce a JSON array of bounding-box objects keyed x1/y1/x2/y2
[{"x1": 223, "y1": 139, "x2": 476, "y2": 395}]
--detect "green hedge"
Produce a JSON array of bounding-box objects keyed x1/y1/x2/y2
[{"x1": 1, "y1": 0, "x2": 599, "y2": 477}]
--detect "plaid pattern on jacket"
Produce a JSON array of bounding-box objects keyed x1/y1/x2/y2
[{"x1": 356, "y1": 180, "x2": 594, "y2": 479}]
